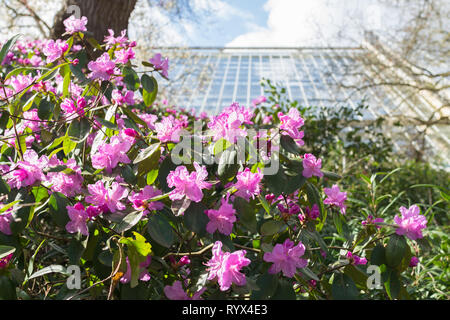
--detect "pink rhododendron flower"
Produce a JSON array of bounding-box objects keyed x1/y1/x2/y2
[
  {"x1": 128, "y1": 186, "x2": 164, "y2": 216},
  {"x1": 138, "y1": 113, "x2": 158, "y2": 130},
  {"x1": 66, "y1": 203, "x2": 90, "y2": 236},
  {"x1": 167, "y1": 162, "x2": 212, "y2": 204},
  {"x1": 0, "y1": 207, "x2": 13, "y2": 235},
  {"x1": 263, "y1": 115, "x2": 273, "y2": 124},
  {"x1": 104, "y1": 29, "x2": 128, "y2": 49},
  {"x1": 323, "y1": 184, "x2": 347, "y2": 215},
  {"x1": 87, "y1": 53, "x2": 116, "y2": 81},
  {"x1": 409, "y1": 256, "x2": 419, "y2": 267},
  {"x1": 115, "y1": 47, "x2": 135, "y2": 64},
  {"x1": 305, "y1": 204, "x2": 320, "y2": 220},
  {"x1": 164, "y1": 281, "x2": 205, "y2": 300},
  {"x1": 120, "y1": 255, "x2": 152, "y2": 284},
  {"x1": 112, "y1": 89, "x2": 135, "y2": 105},
  {"x1": 63, "y1": 15, "x2": 88, "y2": 34},
  {"x1": 0, "y1": 253, "x2": 13, "y2": 269},
  {"x1": 233, "y1": 168, "x2": 263, "y2": 201},
  {"x1": 85, "y1": 181, "x2": 129, "y2": 213},
  {"x1": 205, "y1": 241, "x2": 251, "y2": 291},
  {"x1": 278, "y1": 108, "x2": 305, "y2": 146},
  {"x1": 91, "y1": 135, "x2": 132, "y2": 173},
  {"x1": 278, "y1": 200, "x2": 301, "y2": 216},
  {"x1": 7, "y1": 149, "x2": 48, "y2": 189},
  {"x1": 46, "y1": 157, "x2": 83, "y2": 197},
  {"x1": 302, "y1": 153, "x2": 323, "y2": 178},
  {"x1": 205, "y1": 194, "x2": 237, "y2": 235},
  {"x1": 9, "y1": 74, "x2": 34, "y2": 93},
  {"x1": 60, "y1": 96, "x2": 86, "y2": 119},
  {"x1": 394, "y1": 205, "x2": 427, "y2": 240},
  {"x1": 263, "y1": 239, "x2": 308, "y2": 278},
  {"x1": 155, "y1": 115, "x2": 183, "y2": 143},
  {"x1": 346, "y1": 251, "x2": 367, "y2": 265},
  {"x1": 42, "y1": 39, "x2": 68, "y2": 63},
  {"x1": 149, "y1": 53, "x2": 169, "y2": 78},
  {"x1": 207, "y1": 103, "x2": 252, "y2": 143},
  {"x1": 361, "y1": 215, "x2": 384, "y2": 228},
  {"x1": 252, "y1": 95, "x2": 267, "y2": 107}
]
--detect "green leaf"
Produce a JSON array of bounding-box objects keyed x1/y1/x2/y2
[
  {"x1": 260, "y1": 220, "x2": 287, "y2": 236},
  {"x1": 133, "y1": 143, "x2": 160, "y2": 164},
  {"x1": 332, "y1": 211, "x2": 343, "y2": 235},
  {"x1": 141, "y1": 74, "x2": 155, "y2": 93},
  {"x1": 142, "y1": 76, "x2": 158, "y2": 107},
  {"x1": 38, "y1": 98, "x2": 53, "y2": 120},
  {"x1": 146, "y1": 214, "x2": 174, "y2": 248},
  {"x1": 0, "y1": 34, "x2": 20, "y2": 65},
  {"x1": 234, "y1": 197, "x2": 257, "y2": 232},
  {"x1": 48, "y1": 192, "x2": 69, "y2": 228},
  {"x1": 0, "y1": 177, "x2": 10, "y2": 195},
  {"x1": 322, "y1": 171, "x2": 342, "y2": 181},
  {"x1": 28, "y1": 265, "x2": 68, "y2": 280},
  {"x1": 0, "y1": 245, "x2": 15, "y2": 259},
  {"x1": 183, "y1": 202, "x2": 209, "y2": 237},
  {"x1": 385, "y1": 234, "x2": 407, "y2": 268},
  {"x1": 122, "y1": 67, "x2": 140, "y2": 91},
  {"x1": 120, "y1": 232, "x2": 152, "y2": 257},
  {"x1": 271, "y1": 278, "x2": 296, "y2": 300},
  {"x1": 114, "y1": 211, "x2": 143, "y2": 233},
  {"x1": 280, "y1": 135, "x2": 301, "y2": 154},
  {"x1": 146, "y1": 169, "x2": 159, "y2": 185},
  {"x1": 383, "y1": 268, "x2": 400, "y2": 300},
  {"x1": 0, "y1": 276, "x2": 17, "y2": 300},
  {"x1": 332, "y1": 273, "x2": 359, "y2": 300},
  {"x1": 63, "y1": 136, "x2": 77, "y2": 155},
  {"x1": 251, "y1": 273, "x2": 279, "y2": 299},
  {"x1": 370, "y1": 244, "x2": 386, "y2": 266},
  {"x1": 67, "y1": 117, "x2": 91, "y2": 142}
]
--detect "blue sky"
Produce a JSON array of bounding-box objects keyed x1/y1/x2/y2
[
  {"x1": 189, "y1": 0, "x2": 269, "y2": 46},
  {"x1": 167, "y1": 0, "x2": 402, "y2": 48}
]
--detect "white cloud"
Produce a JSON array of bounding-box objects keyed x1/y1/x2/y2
[{"x1": 226, "y1": 0, "x2": 401, "y2": 47}]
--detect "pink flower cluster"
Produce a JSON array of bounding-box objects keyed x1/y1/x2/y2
[
  {"x1": 0, "y1": 253, "x2": 13, "y2": 269},
  {"x1": 361, "y1": 215, "x2": 384, "y2": 228},
  {"x1": 149, "y1": 53, "x2": 169, "y2": 78},
  {"x1": 205, "y1": 241, "x2": 251, "y2": 291},
  {"x1": 85, "y1": 181, "x2": 128, "y2": 213},
  {"x1": 233, "y1": 168, "x2": 263, "y2": 201},
  {"x1": 302, "y1": 153, "x2": 323, "y2": 178},
  {"x1": 42, "y1": 39, "x2": 68, "y2": 63},
  {"x1": 87, "y1": 53, "x2": 117, "y2": 81},
  {"x1": 128, "y1": 186, "x2": 164, "y2": 216},
  {"x1": 263, "y1": 239, "x2": 308, "y2": 278},
  {"x1": 7, "y1": 149, "x2": 48, "y2": 189},
  {"x1": 164, "y1": 281, "x2": 205, "y2": 300},
  {"x1": 394, "y1": 205, "x2": 427, "y2": 240},
  {"x1": 91, "y1": 135, "x2": 133, "y2": 173},
  {"x1": 63, "y1": 15, "x2": 88, "y2": 34},
  {"x1": 167, "y1": 162, "x2": 212, "y2": 204},
  {"x1": 205, "y1": 194, "x2": 237, "y2": 235},
  {"x1": 207, "y1": 103, "x2": 254, "y2": 143},
  {"x1": 0, "y1": 205, "x2": 13, "y2": 235},
  {"x1": 323, "y1": 184, "x2": 347, "y2": 215},
  {"x1": 47, "y1": 157, "x2": 83, "y2": 197},
  {"x1": 278, "y1": 108, "x2": 305, "y2": 146},
  {"x1": 155, "y1": 115, "x2": 183, "y2": 143},
  {"x1": 346, "y1": 251, "x2": 367, "y2": 265}
]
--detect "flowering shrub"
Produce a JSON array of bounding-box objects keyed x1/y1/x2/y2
[{"x1": 0, "y1": 16, "x2": 448, "y2": 300}]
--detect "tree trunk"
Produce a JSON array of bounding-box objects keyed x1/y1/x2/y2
[{"x1": 51, "y1": 0, "x2": 137, "y2": 43}]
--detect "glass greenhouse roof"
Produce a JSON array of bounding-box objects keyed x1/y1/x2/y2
[{"x1": 154, "y1": 47, "x2": 449, "y2": 166}]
